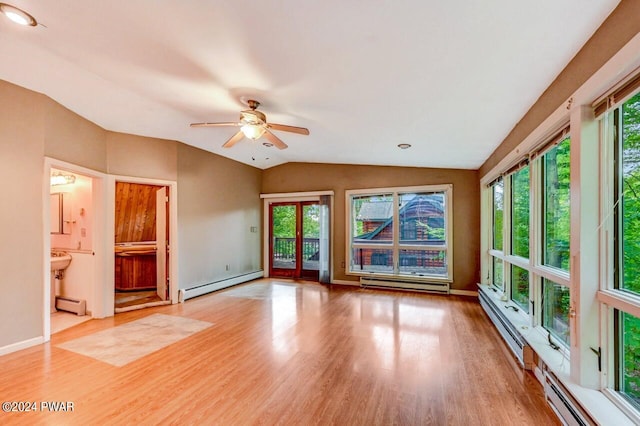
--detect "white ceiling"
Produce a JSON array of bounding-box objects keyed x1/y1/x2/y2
[{"x1": 0, "y1": 1, "x2": 620, "y2": 170}]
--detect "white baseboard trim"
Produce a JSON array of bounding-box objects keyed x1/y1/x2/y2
[
  {"x1": 450, "y1": 289, "x2": 478, "y2": 297},
  {"x1": 331, "y1": 279, "x2": 361, "y2": 286},
  {"x1": 182, "y1": 271, "x2": 264, "y2": 300},
  {"x1": 0, "y1": 336, "x2": 44, "y2": 356}
]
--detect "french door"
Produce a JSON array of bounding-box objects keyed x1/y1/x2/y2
[{"x1": 269, "y1": 201, "x2": 320, "y2": 280}]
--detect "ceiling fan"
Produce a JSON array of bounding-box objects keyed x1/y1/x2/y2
[{"x1": 190, "y1": 100, "x2": 309, "y2": 150}]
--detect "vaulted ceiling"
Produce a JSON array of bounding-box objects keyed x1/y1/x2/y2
[{"x1": 0, "y1": 1, "x2": 621, "y2": 169}]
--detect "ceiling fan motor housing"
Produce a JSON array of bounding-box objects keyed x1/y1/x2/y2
[{"x1": 240, "y1": 109, "x2": 266, "y2": 125}]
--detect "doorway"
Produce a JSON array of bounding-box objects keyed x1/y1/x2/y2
[
  {"x1": 114, "y1": 182, "x2": 170, "y2": 311},
  {"x1": 269, "y1": 202, "x2": 320, "y2": 280}
]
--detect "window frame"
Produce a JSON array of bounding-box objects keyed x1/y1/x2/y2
[
  {"x1": 345, "y1": 184, "x2": 453, "y2": 282},
  {"x1": 598, "y1": 94, "x2": 640, "y2": 419}
]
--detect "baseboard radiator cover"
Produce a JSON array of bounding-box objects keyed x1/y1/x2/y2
[
  {"x1": 478, "y1": 288, "x2": 531, "y2": 368},
  {"x1": 544, "y1": 370, "x2": 595, "y2": 426},
  {"x1": 55, "y1": 297, "x2": 86, "y2": 316},
  {"x1": 182, "y1": 270, "x2": 264, "y2": 301},
  {"x1": 360, "y1": 276, "x2": 450, "y2": 294}
]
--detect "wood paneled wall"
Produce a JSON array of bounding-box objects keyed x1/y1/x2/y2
[{"x1": 115, "y1": 182, "x2": 163, "y2": 243}]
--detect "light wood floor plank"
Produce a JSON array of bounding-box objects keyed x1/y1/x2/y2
[{"x1": 0, "y1": 279, "x2": 559, "y2": 425}]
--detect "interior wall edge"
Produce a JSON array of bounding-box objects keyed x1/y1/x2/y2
[{"x1": 479, "y1": 0, "x2": 640, "y2": 177}]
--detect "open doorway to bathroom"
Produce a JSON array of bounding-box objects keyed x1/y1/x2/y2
[
  {"x1": 114, "y1": 181, "x2": 170, "y2": 312},
  {"x1": 49, "y1": 167, "x2": 96, "y2": 334}
]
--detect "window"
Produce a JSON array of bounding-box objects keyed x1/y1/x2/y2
[
  {"x1": 542, "y1": 278, "x2": 570, "y2": 346},
  {"x1": 511, "y1": 166, "x2": 530, "y2": 258},
  {"x1": 617, "y1": 311, "x2": 640, "y2": 406},
  {"x1": 492, "y1": 180, "x2": 504, "y2": 251},
  {"x1": 542, "y1": 138, "x2": 571, "y2": 271},
  {"x1": 489, "y1": 179, "x2": 504, "y2": 291},
  {"x1": 539, "y1": 137, "x2": 571, "y2": 348},
  {"x1": 347, "y1": 185, "x2": 452, "y2": 281},
  {"x1": 492, "y1": 257, "x2": 504, "y2": 290},
  {"x1": 511, "y1": 265, "x2": 529, "y2": 312},
  {"x1": 617, "y1": 92, "x2": 640, "y2": 295},
  {"x1": 609, "y1": 91, "x2": 640, "y2": 410},
  {"x1": 483, "y1": 130, "x2": 570, "y2": 344}
]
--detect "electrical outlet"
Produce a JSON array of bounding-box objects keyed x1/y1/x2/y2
[{"x1": 225, "y1": 264, "x2": 230, "y2": 271}]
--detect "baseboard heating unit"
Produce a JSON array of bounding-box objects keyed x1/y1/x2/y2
[
  {"x1": 544, "y1": 371, "x2": 595, "y2": 426},
  {"x1": 360, "y1": 276, "x2": 450, "y2": 294},
  {"x1": 182, "y1": 270, "x2": 264, "y2": 301},
  {"x1": 478, "y1": 287, "x2": 531, "y2": 368},
  {"x1": 55, "y1": 297, "x2": 86, "y2": 316}
]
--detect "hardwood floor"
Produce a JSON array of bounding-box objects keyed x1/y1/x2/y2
[{"x1": 0, "y1": 279, "x2": 559, "y2": 425}]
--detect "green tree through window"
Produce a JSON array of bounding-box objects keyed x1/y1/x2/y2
[
  {"x1": 619, "y1": 92, "x2": 640, "y2": 404},
  {"x1": 511, "y1": 166, "x2": 530, "y2": 258}
]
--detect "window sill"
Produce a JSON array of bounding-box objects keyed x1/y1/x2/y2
[{"x1": 478, "y1": 284, "x2": 635, "y2": 425}]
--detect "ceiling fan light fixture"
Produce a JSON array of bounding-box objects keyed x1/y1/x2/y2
[
  {"x1": 397, "y1": 143, "x2": 412, "y2": 149},
  {"x1": 0, "y1": 3, "x2": 37, "y2": 26},
  {"x1": 241, "y1": 123, "x2": 266, "y2": 140}
]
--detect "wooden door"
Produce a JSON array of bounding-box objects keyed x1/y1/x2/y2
[
  {"x1": 156, "y1": 187, "x2": 168, "y2": 300},
  {"x1": 269, "y1": 202, "x2": 320, "y2": 280}
]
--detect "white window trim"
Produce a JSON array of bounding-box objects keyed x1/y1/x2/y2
[{"x1": 345, "y1": 184, "x2": 453, "y2": 282}]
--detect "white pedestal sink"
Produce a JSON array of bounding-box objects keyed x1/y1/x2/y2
[
  {"x1": 51, "y1": 252, "x2": 72, "y2": 271},
  {"x1": 51, "y1": 251, "x2": 72, "y2": 313}
]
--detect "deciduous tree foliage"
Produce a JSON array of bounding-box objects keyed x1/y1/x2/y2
[{"x1": 621, "y1": 93, "x2": 640, "y2": 401}]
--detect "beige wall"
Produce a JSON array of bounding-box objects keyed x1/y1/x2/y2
[
  {"x1": 106, "y1": 133, "x2": 178, "y2": 180},
  {"x1": 480, "y1": 0, "x2": 640, "y2": 177},
  {"x1": 0, "y1": 80, "x2": 46, "y2": 347},
  {"x1": 262, "y1": 163, "x2": 480, "y2": 291},
  {"x1": 43, "y1": 99, "x2": 107, "y2": 173},
  {"x1": 177, "y1": 144, "x2": 263, "y2": 289}
]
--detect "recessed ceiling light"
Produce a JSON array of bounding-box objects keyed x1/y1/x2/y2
[
  {"x1": 398, "y1": 143, "x2": 412, "y2": 149},
  {"x1": 0, "y1": 3, "x2": 37, "y2": 26}
]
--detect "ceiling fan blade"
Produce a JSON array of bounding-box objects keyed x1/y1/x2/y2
[
  {"x1": 222, "y1": 131, "x2": 245, "y2": 148},
  {"x1": 263, "y1": 130, "x2": 288, "y2": 150},
  {"x1": 267, "y1": 123, "x2": 310, "y2": 135},
  {"x1": 190, "y1": 122, "x2": 239, "y2": 128}
]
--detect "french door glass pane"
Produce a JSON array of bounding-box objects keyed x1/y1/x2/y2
[
  {"x1": 272, "y1": 205, "x2": 296, "y2": 270},
  {"x1": 621, "y1": 93, "x2": 640, "y2": 295},
  {"x1": 620, "y1": 311, "x2": 640, "y2": 406},
  {"x1": 352, "y1": 194, "x2": 393, "y2": 244},
  {"x1": 492, "y1": 257, "x2": 503, "y2": 290},
  {"x1": 492, "y1": 181, "x2": 504, "y2": 251},
  {"x1": 302, "y1": 204, "x2": 320, "y2": 271},
  {"x1": 543, "y1": 138, "x2": 571, "y2": 271},
  {"x1": 511, "y1": 167, "x2": 530, "y2": 258},
  {"x1": 398, "y1": 249, "x2": 447, "y2": 276},
  {"x1": 398, "y1": 192, "x2": 446, "y2": 245},
  {"x1": 511, "y1": 265, "x2": 529, "y2": 312},
  {"x1": 351, "y1": 248, "x2": 393, "y2": 273},
  {"x1": 542, "y1": 279, "x2": 570, "y2": 347}
]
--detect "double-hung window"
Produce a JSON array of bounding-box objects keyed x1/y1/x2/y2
[
  {"x1": 484, "y1": 129, "x2": 571, "y2": 349},
  {"x1": 539, "y1": 138, "x2": 571, "y2": 347},
  {"x1": 346, "y1": 185, "x2": 453, "y2": 282},
  {"x1": 490, "y1": 179, "x2": 504, "y2": 290},
  {"x1": 510, "y1": 165, "x2": 531, "y2": 312},
  {"x1": 600, "y1": 89, "x2": 640, "y2": 412}
]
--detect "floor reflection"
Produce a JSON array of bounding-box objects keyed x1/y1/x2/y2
[{"x1": 269, "y1": 281, "x2": 329, "y2": 361}]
